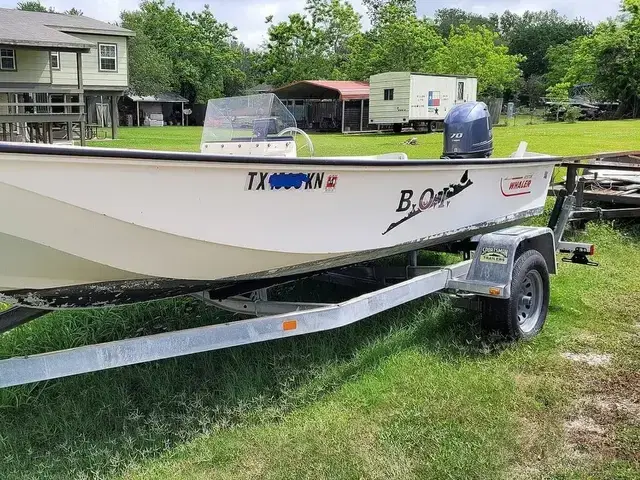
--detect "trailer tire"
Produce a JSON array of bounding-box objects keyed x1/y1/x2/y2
[
  {"x1": 482, "y1": 250, "x2": 550, "y2": 341},
  {"x1": 427, "y1": 121, "x2": 434, "y2": 134},
  {"x1": 393, "y1": 123, "x2": 402, "y2": 133}
]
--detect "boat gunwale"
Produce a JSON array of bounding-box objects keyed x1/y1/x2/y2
[{"x1": 0, "y1": 142, "x2": 560, "y2": 167}]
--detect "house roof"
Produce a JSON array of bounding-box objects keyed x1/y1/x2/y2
[
  {"x1": 126, "y1": 93, "x2": 189, "y2": 103},
  {"x1": 0, "y1": 8, "x2": 134, "y2": 51},
  {"x1": 273, "y1": 80, "x2": 370, "y2": 101}
]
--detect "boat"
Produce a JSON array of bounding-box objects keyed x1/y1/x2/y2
[{"x1": 0, "y1": 94, "x2": 558, "y2": 309}]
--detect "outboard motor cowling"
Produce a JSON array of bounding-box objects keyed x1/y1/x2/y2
[{"x1": 442, "y1": 102, "x2": 493, "y2": 159}]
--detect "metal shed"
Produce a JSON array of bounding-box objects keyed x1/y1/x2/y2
[
  {"x1": 272, "y1": 80, "x2": 373, "y2": 133},
  {"x1": 124, "y1": 92, "x2": 190, "y2": 127}
]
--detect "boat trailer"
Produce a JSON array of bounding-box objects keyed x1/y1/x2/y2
[{"x1": 0, "y1": 195, "x2": 594, "y2": 389}]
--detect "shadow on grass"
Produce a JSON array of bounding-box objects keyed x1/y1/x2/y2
[{"x1": 0, "y1": 273, "x2": 505, "y2": 479}]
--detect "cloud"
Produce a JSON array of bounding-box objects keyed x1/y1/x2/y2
[{"x1": 0, "y1": 0, "x2": 621, "y2": 48}]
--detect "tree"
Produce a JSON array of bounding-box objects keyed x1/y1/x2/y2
[
  {"x1": 123, "y1": 31, "x2": 176, "y2": 96},
  {"x1": 16, "y1": 1, "x2": 50, "y2": 12},
  {"x1": 305, "y1": 0, "x2": 361, "y2": 72},
  {"x1": 262, "y1": 13, "x2": 331, "y2": 86},
  {"x1": 346, "y1": 3, "x2": 442, "y2": 79},
  {"x1": 545, "y1": 40, "x2": 581, "y2": 88},
  {"x1": 500, "y1": 9, "x2": 593, "y2": 78},
  {"x1": 433, "y1": 8, "x2": 499, "y2": 37},
  {"x1": 545, "y1": 1, "x2": 640, "y2": 117},
  {"x1": 428, "y1": 26, "x2": 524, "y2": 97},
  {"x1": 361, "y1": 0, "x2": 415, "y2": 25},
  {"x1": 64, "y1": 8, "x2": 83, "y2": 15},
  {"x1": 520, "y1": 74, "x2": 547, "y2": 106},
  {"x1": 261, "y1": 0, "x2": 361, "y2": 86},
  {"x1": 121, "y1": 0, "x2": 243, "y2": 102}
]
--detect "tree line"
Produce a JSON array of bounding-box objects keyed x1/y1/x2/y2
[{"x1": 16, "y1": 0, "x2": 640, "y2": 117}]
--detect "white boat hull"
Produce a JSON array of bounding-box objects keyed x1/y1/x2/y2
[{"x1": 0, "y1": 143, "x2": 556, "y2": 307}]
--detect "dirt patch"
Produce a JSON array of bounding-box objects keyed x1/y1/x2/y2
[
  {"x1": 564, "y1": 371, "x2": 640, "y2": 463},
  {"x1": 561, "y1": 352, "x2": 612, "y2": 367}
]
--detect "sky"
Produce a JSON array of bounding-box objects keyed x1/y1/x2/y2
[{"x1": 0, "y1": 0, "x2": 623, "y2": 48}]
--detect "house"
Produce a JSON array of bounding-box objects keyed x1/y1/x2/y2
[{"x1": 0, "y1": 8, "x2": 134, "y2": 144}]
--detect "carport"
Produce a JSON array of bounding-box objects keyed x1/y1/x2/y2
[
  {"x1": 272, "y1": 80, "x2": 372, "y2": 133},
  {"x1": 123, "y1": 93, "x2": 189, "y2": 127}
]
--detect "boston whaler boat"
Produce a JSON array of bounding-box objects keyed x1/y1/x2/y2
[
  {"x1": 0, "y1": 94, "x2": 556, "y2": 308},
  {"x1": 0, "y1": 94, "x2": 598, "y2": 388}
]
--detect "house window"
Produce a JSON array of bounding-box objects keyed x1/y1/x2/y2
[
  {"x1": 0, "y1": 49, "x2": 16, "y2": 71},
  {"x1": 384, "y1": 88, "x2": 394, "y2": 101},
  {"x1": 50, "y1": 51, "x2": 60, "y2": 70},
  {"x1": 457, "y1": 82, "x2": 465, "y2": 101},
  {"x1": 98, "y1": 43, "x2": 117, "y2": 71}
]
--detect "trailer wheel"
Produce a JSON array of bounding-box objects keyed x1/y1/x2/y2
[
  {"x1": 427, "y1": 121, "x2": 434, "y2": 134},
  {"x1": 393, "y1": 123, "x2": 402, "y2": 133},
  {"x1": 482, "y1": 250, "x2": 550, "y2": 340}
]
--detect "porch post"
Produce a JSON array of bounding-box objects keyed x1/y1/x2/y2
[
  {"x1": 111, "y1": 94, "x2": 118, "y2": 139},
  {"x1": 341, "y1": 100, "x2": 345, "y2": 133},
  {"x1": 76, "y1": 51, "x2": 85, "y2": 146},
  {"x1": 181, "y1": 101, "x2": 184, "y2": 126},
  {"x1": 360, "y1": 99, "x2": 364, "y2": 132},
  {"x1": 136, "y1": 101, "x2": 140, "y2": 126}
]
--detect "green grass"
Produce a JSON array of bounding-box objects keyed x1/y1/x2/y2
[
  {"x1": 91, "y1": 118, "x2": 640, "y2": 158},
  {"x1": 0, "y1": 121, "x2": 638, "y2": 479}
]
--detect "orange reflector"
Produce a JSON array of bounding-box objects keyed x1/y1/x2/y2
[
  {"x1": 489, "y1": 287, "x2": 501, "y2": 296},
  {"x1": 589, "y1": 245, "x2": 596, "y2": 256},
  {"x1": 283, "y1": 320, "x2": 298, "y2": 331}
]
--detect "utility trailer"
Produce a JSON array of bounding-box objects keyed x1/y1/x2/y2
[
  {"x1": 0, "y1": 195, "x2": 594, "y2": 389},
  {"x1": 368, "y1": 72, "x2": 478, "y2": 133}
]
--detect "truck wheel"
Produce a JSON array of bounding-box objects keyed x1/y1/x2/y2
[
  {"x1": 427, "y1": 121, "x2": 434, "y2": 133},
  {"x1": 482, "y1": 250, "x2": 550, "y2": 341},
  {"x1": 393, "y1": 123, "x2": 402, "y2": 133}
]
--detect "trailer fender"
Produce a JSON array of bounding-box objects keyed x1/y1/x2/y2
[{"x1": 454, "y1": 226, "x2": 556, "y2": 299}]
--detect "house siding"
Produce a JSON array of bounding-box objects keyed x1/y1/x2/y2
[
  {"x1": 53, "y1": 34, "x2": 128, "y2": 88},
  {"x1": 0, "y1": 49, "x2": 50, "y2": 85},
  {"x1": 0, "y1": 34, "x2": 128, "y2": 90}
]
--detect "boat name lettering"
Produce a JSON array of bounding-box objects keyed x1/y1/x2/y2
[
  {"x1": 246, "y1": 172, "x2": 336, "y2": 191},
  {"x1": 383, "y1": 170, "x2": 473, "y2": 235}
]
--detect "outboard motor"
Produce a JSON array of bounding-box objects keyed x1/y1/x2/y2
[{"x1": 442, "y1": 102, "x2": 493, "y2": 159}]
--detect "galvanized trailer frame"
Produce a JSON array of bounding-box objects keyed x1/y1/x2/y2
[{"x1": 0, "y1": 196, "x2": 592, "y2": 389}]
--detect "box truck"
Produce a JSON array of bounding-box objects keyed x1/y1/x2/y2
[{"x1": 368, "y1": 72, "x2": 478, "y2": 133}]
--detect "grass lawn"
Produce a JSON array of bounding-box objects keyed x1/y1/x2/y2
[
  {"x1": 0, "y1": 121, "x2": 638, "y2": 479},
  {"x1": 89, "y1": 118, "x2": 640, "y2": 158}
]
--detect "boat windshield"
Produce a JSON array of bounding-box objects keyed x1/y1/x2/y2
[{"x1": 200, "y1": 93, "x2": 297, "y2": 147}]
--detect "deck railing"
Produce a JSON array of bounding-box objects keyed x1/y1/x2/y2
[{"x1": 0, "y1": 89, "x2": 87, "y2": 143}]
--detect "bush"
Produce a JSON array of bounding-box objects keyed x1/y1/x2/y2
[{"x1": 564, "y1": 106, "x2": 581, "y2": 123}]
